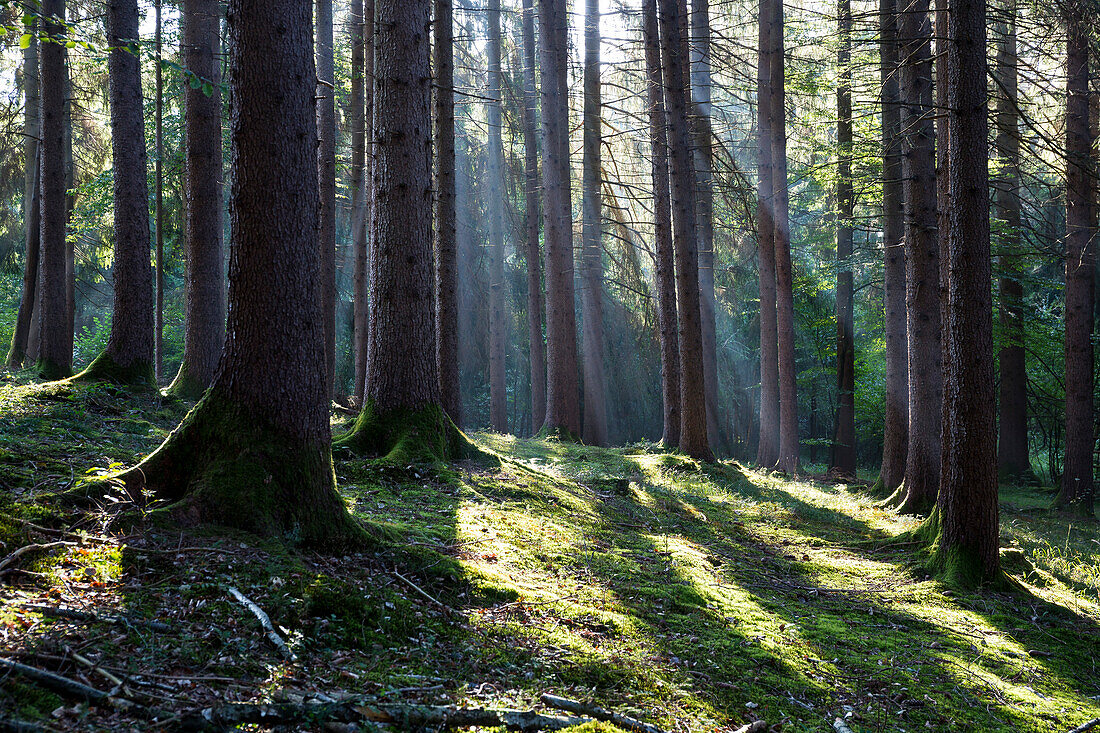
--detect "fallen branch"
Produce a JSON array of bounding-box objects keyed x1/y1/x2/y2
[
  {"x1": 1068, "y1": 719, "x2": 1100, "y2": 733},
  {"x1": 539, "y1": 693, "x2": 666, "y2": 733},
  {"x1": 22, "y1": 604, "x2": 173, "y2": 633},
  {"x1": 0, "y1": 657, "x2": 139, "y2": 712},
  {"x1": 833, "y1": 718, "x2": 855, "y2": 733},
  {"x1": 175, "y1": 701, "x2": 591, "y2": 732},
  {"x1": 392, "y1": 569, "x2": 455, "y2": 614},
  {"x1": 733, "y1": 723, "x2": 767, "y2": 733},
  {"x1": 0, "y1": 541, "x2": 75, "y2": 573},
  {"x1": 226, "y1": 586, "x2": 297, "y2": 662}
]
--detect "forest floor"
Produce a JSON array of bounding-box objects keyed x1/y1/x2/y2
[{"x1": 0, "y1": 378, "x2": 1098, "y2": 732}]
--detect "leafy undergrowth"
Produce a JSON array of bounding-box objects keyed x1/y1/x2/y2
[{"x1": 0, "y1": 379, "x2": 1097, "y2": 732}]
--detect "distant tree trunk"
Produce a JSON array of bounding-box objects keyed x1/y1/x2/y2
[
  {"x1": 521, "y1": 0, "x2": 546, "y2": 431},
  {"x1": 435, "y1": 0, "x2": 461, "y2": 426},
  {"x1": 8, "y1": 19, "x2": 40, "y2": 369},
  {"x1": 62, "y1": 40, "x2": 74, "y2": 349},
  {"x1": 892, "y1": 0, "x2": 940, "y2": 514},
  {"x1": 36, "y1": 0, "x2": 71, "y2": 380},
  {"x1": 539, "y1": 0, "x2": 581, "y2": 438},
  {"x1": 643, "y1": 0, "x2": 680, "y2": 448},
  {"x1": 932, "y1": 0, "x2": 1002, "y2": 584},
  {"x1": 487, "y1": 0, "x2": 508, "y2": 433},
  {"x1": 874, "y1": 0, "x2": 907, "y2": 496},
  {"x1": 934, "y1": 0, "x2": 951, "y2": 500},
  {"x1": 351, "y1": 0, "x2": 369, "y2": 403},
  {"x1": 78, "y1": 0, "x2": 155, "y2": 385},
  {"x1": 154, "y1": 0, "x2": 164, "y2": 382},
  {"x1": 995, "y1": 0, "x2": 1029, "y2": 480},
  {"x1": 120, "y1": 0, "x2": 361, "y2": 547},
  {"x1": 659, "y1": 0, "x2": 710, "y2": 461},
  {"x1": 1056, "y1": 4, "x2": 1095, "y2": 515},
  {"x1": 169, "y1": 0, "x2": 225, "y2": 400},
  {"x1": 581, "y1": 0, "x2": 608, "y2": 446},
  {"x1": 317, "y1": 0, "x2": 337, "y2": 399},
  {"x1": 830, "y1": 0, "x2": 856, "y2": 477},
  {"x1": 768, "y1": 0, "x2": 798, "y2": 474},
  {"x1": 756, "y1": 0, "x2": 778, "y2": 467},
  {"x1": 691, "y1": 0, "x2": 719, "y2": 451}
]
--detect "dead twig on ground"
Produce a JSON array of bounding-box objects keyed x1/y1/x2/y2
[
  {"x1": 226, "y1": 586, "x2": 297, "y2": 662},
  {"x1": 539, "y1": 693, "x2": 666, "y2": 733}
]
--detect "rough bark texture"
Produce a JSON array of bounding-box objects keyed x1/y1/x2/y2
[
  {"x1": 933, "y1": 0, "x2": 1003, "y2": 585},
  {"x1": 893, "y1": 0, "x2": 941, "y2": 514},
  {"x1": 1056, "y1": 5, "x2": 1095, "y2": 516},
  {"x1": 119, "y1": 0, "x2": 361, "y2": 547},
  {"x1": 317, "y1": 0, "x2": 337, "y2": 399},
  {"x1": 830, "y1": 0, "x2": 855, "y2": 477},
  {"x1": 874, "y1": 0, "x2": 907, "y2": 496},
  {"x1": 434, "y1": 0, "x2": 461, "y2": 426},
  {"x1": 521, "y1": 0, "x2": 546, "y2": 432},
  {"x1": 659, "y1": 0, "x2": 711, "y2": 461},
  {"x1": 581, "y1": 0, "x2": 607, "y2": 446},
  {"x1": 154, "y1": 0, "x2": 164, "y2": 382},
  {"x1": 487, "y1": 0, "x2": 508, "y2": 433},
  {"x1": 643, "y1": 0, "x2": 681, "y2": 448},
  {"x1": 36, "y1": 0, "x2": 71, "y2": 380},
  {"x1": 995, "y1": 0, "x2": 1029, "y2": 480},
  {"x1": 756, "y1": 0, "x2": 778, "y2": 468},
  {"x1": 80, "y1": 0, "x2": 156, "y2": 386},
  {"x1": 539, "y1": 0, "x2": 581, "y2": 439},
  {"x1": 351, "y1": 0, "x2": 369, "y2": 403},
  {"x1": 169, "y1": 0, "x2": 225, "y2": 400}
]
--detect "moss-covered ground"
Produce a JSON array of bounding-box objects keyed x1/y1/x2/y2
[{"x1": 0, "y1": 378, "x2": 1097, "y2": 731}]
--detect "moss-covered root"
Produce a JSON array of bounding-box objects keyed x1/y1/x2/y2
[
  {"x1": 1050, "y1": 489, "x2": 1097, "y2": 519},
  {"x1": 72, "y1": 351, "x2": 155, "y2": 389},
  {"x1": 868, "y1": 473, "x2": 893, "y2": 499},
  {"x1": 113, "y1": 394, "x2": 365, "y2": 550},
  {"x1": 35, "y1": 357, "x2": 72, "y2": 382},
  {"x1": 336, "y1": 400, "x2": 491, "y2": 465},
  {"x1": 882, "y1": 482, "x2": 935, "y2": 517},
  {"x1": 165, "y1": 365, "x2": 209, "y2": 402},
  {"x1": 536, "y1": 424, "x2": 581, "y2": 443},
  {"x1": 896, "y1": 508, "x2": 1017, "y2": 590}
]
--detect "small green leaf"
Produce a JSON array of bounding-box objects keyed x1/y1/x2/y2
[
  {"x1": 202, "y1": 82, "x2": 214, "y2": 97},
  {"x1": 19, "y1": 33, "x2": 32, "y2": 49},
  {"x1": 65, "y1": 40, "x2": 75, "y2": 48},
  {"x1": 189, "y1": 75, "x2": 202, "y2": 90}
]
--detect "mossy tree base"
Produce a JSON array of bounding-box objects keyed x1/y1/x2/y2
[
  {"x1": 897, "y1": 508, "x2": 1015, "y2": 590},
  {"x1": 1051, "y1": 490, "x2": 1096, "y2": 519},
  {"x1": 536, "y1": 425, "x2": 582, "y2": 443},
  {"x1": 72, "y1": 351, "x2": 155, "y2": 389},
  {"x1": 336, "y1": 400, "x2": 488, "y2": 465},
  {"x1": 35, "y1": 358, "x2": 72, "y2": 382},
  {"x1": 165, "y1": 364, "x2": 209, "y2": 402},
  {"x1": 883, "y1": 482, "x2": 935, "y2": 516}
]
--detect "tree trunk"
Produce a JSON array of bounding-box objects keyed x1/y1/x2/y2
[
  {"x1": 539, "y1": 0, "x2": 581, "y2": 439},
  {"x1": 155, "y1": 0, "x2": 164, "y2": 382},
  {"x1": 874, "y1": 0, "x2": 907, "y2": 496},
  {"x1": 435, "y1": 0, "x2": 461, "y2": 426},
  {"x1": 169, "y1": 0, "x2": 226, "y2": 400},
  {"x1": 317, "y1": 0, "x2": 337, "y2": 399},
  {"x1": 581, "y1": 0, "x2": 607, "y2": 446},
  {"x1": 756, "y1": 0, "x2": 778, "y2": 467},
  {"x1": 831, "y1": 0, "x2": 856, "y2": 477},
  {"x1": 1056, "y1": 3, "x2": 1095, "y2": 515},
  {"x1": 120, "y1": 0, "x2": 361, "y2": 548},
  {"x1": 521, "y1": 0, "x2": 546, "y2": 432},
  {"x1": 643, "y1": 0, "x2": 680, "y2": 448},
  {"x1": 932, "y1": 0, "x2": 1002, "y2": 585},
  {"x1": 62, "y1": 41, "x2": 74, "y2": 350},
  {"x1": 7, "y1": 18, "x2": 40, "y2": 369},
  {"x1": 79, "y1": 0, "x2": 156, "y2": 385},
  {"x1": 995, "y1": 0, "x2": 1029, "y2": 480},
  {"x1": 487, "y1": 0, "x2": 508, "y2": 433},
  {"x1": 36, "y1": 0, "x2": 71, "y2": 380},
  {"x1": 892, "y1": 0, "x2": 940, "y2": 514},
  {"x1": 351, "y1": 0, "x2": 369, "y2": 403},
  {"x1": 659, "y1": 0, "x2": 710, "y2": 461}
]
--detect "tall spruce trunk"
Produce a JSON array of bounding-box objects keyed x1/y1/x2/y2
[
  {"x1": 154, "y1": 0, "x2": 164, "y2": 382},
  {"x1": 435, "y1": 0, "x2": 461, "y2": 426},
  {"x1": 1056, "y1": 4, "x2": 1095, "y2": 515},
  {"x1": 169, "y1": 0, "x2": 225, "y2": 400},
  {"x1": 831, "y1": 0, "x2": 856, "y2": 477},
  {"x1": 351, "y1": 0, "x2": 369, "y2": 403},
  {"x1": 995, "y1": 0, "x2": 1028, "y2": 480},
  {"x1": 659, "y1": 0, "x2": 710, "y2": 461},
  {"x1": 581, "y1": 0, "x2": 608, "y2": 446},
  {"x1": 933, "y1": 0, "x2": 1002, "y2": 584},
  {"x1": 643, "y1": 0, "x2": 681, "y2": 448},
  {"x1": 317, "y1": 0, "x2": 337, "y2": 399},
  {"x1": 539, "y1": 0, "x2": 581, "y2": 438},
  {"x1": 36, "y1": 0, "x2": 71, "y2": 379},
  {"x1": 81, "y1": 0, "x2": 155, "y2": 385},
  {"x1": 521, "y1": 0, "x2": 546, "y2": 431},
  {"x1": 893, "y1": 0, "x2": 941, "y2": 514},
  {"x1": 875, "y1": 0, "x2": 907, "y2": 495},
  {"x1": 756, "y1": 0, "x2": 779, "y2": 467},
  {"x1": 487, "y1": 0, "x2": 508, "y2": 433},
  {"x1": 121, "y1": 0, "x2": 361, "y2": 547}
]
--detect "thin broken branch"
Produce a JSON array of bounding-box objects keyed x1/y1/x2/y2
[
  {"x1": 0, "y1": 541, "x2": 75, "y2": 573},
  {"x1": 226, "y1": 586, "x2": 297, "y2": 662},
  {"x1": 539, "y1": 693, "x2": 667, "y2": 733},
  {"x1": 22, "y1": 604, "x2": 174, "y2": 633}
]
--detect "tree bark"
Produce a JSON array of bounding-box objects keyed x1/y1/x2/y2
[
  {"x1": 659, "y1": 0, "x2": 710, "y2": 461},
  {"x1": 169, "y1": 0, "x2": 226, "y2": 400},
  {"x1": 1056, "y1": 2, "x2": 1095, "y2": 515},
  {"x1": 487, "y1": 0, "x2": 508, "y2": 433},
  {"x1": 317, "y1": 0, "x2": 337, "y2": 399},
  {"x1": 830, "y1": 0, "x2": 856, "y2": 477},
  {"x1": 521, "y1": 0, "x2": 546, "y2": 432},
  {"x1": 155, "y1": 0, "x2": 165, "y2": 382},
  {"x1": 435, "y1": 0, "x2": 461, "y2": 426},
  {"x1": 643, "y1": 0, "x2": 680, "y2": 448},
  {"x1": 756, "y1": 0, "x2": 778, "y2": 468},
  {"x1": 581, "y1": 0, "x2": 607, "y2": 446},
  {"x1": 539, "y1": 0, "x2": 581, "y2": 439},
  {"x1": 36, "y1": 0, "x2": 71, "y2": 380},
  {"x1": 994, "y1": 0, "x2": 1029, "y2": 480},
  {"x1": 351, "y1": 0, "x2": 370, "y2": 403}
]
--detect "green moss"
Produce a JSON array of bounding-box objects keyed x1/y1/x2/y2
[
  {"x1": 34, "y1": 357, "x2": 71, "y2": 381},
  {"x1": 336, "y1": 400, "x2": 489, "y2": 465},
  {"x1": 536, "y1": 424, "x2": 582, "y2": 443},
  {"x1": 72, "y1": 351, "x2": 155, "y2": 389},
  {"x1": 561, "y1": 723, "x2": 630, "y2": 733},
  {"x1": 165, "y1": 363, "x2": 208, "y2": 401},
  {"x1": 4, "y1": 678, "x2": 63, "y2": 720}
]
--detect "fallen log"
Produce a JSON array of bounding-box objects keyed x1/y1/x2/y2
[{"x1": 539, "y1": 692, "x2": 666, "y2": 733}]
